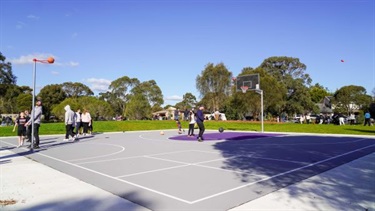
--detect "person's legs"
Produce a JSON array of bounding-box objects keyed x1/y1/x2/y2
[
  {"x1": 176, "y1": 120, "x2": 181, "y2": 131},
  {"x1": 65, "y1": 124, "x2": 70, "y2": 139},
  {"x1": 365, "y1": 118, "x2": 370, "y2": 126},
  {"x1": 82, "y1": 122, "x2": 88, "y2": 134},
  {"x1": 188, "y1": 124, "x2": 193, "y2": 136},
  {"x1": 76, "y1": 122, "x2": 82, "y2": 135},
  {"x1": 17, "y1": 136, "x2": 22, "y2": 147},
  {"x1": 33, "y1": 123, "x2": 40, "y2": 147},
  {"x1": 69, "y1": 124, "x2": 76, "y2": 139},
  {"x1": 26, "y1": 125, "x2": 31, "y2": 141},
  {"x1": 197, "y1": 122, "x2": 205, "y2": 141}
]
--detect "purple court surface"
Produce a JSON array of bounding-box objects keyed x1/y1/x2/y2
[{"x1": 1, "y1": 130, "x2": 374, "y2": 211}]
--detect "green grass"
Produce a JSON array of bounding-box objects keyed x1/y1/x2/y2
[{"x1": 1, "y1": 120, "x2": 374, "y2": 137}]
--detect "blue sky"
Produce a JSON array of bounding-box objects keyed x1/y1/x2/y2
[{"x1": 1, "y1": 0, "x2": 374, "y2": 106}]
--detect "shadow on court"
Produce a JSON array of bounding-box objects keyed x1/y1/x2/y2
[{"x1": 213, "y1": 135, "x2": 375, "y2": 210}]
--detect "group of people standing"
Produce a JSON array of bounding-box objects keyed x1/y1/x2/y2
[
  {"x1": 175, "y1": 106, "x2": 206, "y2": 142},
  {"x1": 63, "y1": 105, "x2": 93, "y2": 141},
  {"x1": 12, "y1": 99, "x2": 94, "y2": 149},
  {"x1": 13, "y1": 99, "x2": 42, "y2": 148}
]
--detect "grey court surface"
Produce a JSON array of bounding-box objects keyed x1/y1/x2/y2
[{"x1": 1, "y1": 130, "x2": 375, "y2": 211}]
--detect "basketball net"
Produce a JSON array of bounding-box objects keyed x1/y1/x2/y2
[{"x1": 240, "y1": 86, "x2": 248, "y2": 93}]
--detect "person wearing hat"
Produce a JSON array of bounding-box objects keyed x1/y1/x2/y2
[
  {"x1": 25, "y1": 99, "x2": 43, "y2": 149},
  {"x1": 196, "y1": 105, "x2": 205, "y2": 142}
]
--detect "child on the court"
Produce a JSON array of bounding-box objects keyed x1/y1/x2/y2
[
  {"x1": 174, "y1": 108, "x2": 183, "y2": 134},
  {"x1": 12, "y1": 112, "x2": 27, "y2": 147},
  {"x1": 188, "y1": 109, "x2": 196, "y2": 137}
]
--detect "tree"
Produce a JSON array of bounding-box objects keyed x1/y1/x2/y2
[
  {"x1": 226, "y1": 67, "x2": 287, "y2": 120},
  {"x1": 309, "y1": 83, "x2": 330, "y2": 103},
  {"x1": 259, "y1": 56, "x2": 314, "y2": 115},
  {"x1": 0, "y1": 52, "x2": 19, "y2": 113},
  {"x1": 333, "y1": 85, "x2": 372, "y2": 114},
  {"x1": 131, "y1": 80, "x2": 164, "y2": 107},
  {"x1": 196, "y1": 63, "x2": 232, "y2": 112},
  {"x1": 52, "y1": 96, "x2": 114, "y2": 121},
  {"x1": 175, "y1": 93, "x2": 197, "y2": 110},
  {"x1": 125, "y1": 94, "x2": 151, "y2": 120},
  {"x1": 260, "y1": 56, "x2": 311, "y2": 85},
  {"x1": 61, "y1": 82, "x2": 94, "y2": 98},
  {"x1": 38, "y1": 84, "x2": 67, "y2": 120},
  {"x1": 102, "y1": 76, "x2": 140, "y2": 115},
  {"x1": 0, "y1": 52, "x2": 17, "y2": 85},
  {"x1": 16, "y1": 93, "x2": 33, "y2": 112},
  {"x1": 0, "y1": 84, "x2": 23, "y2": 113}
]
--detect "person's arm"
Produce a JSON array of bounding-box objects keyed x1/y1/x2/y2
[
  {"x1": 65, "y1": 112, "x2": 68, "y2": 125},
  {"x1": 12, "y1": 121, "x2": 18, "y2": 132},
  {"x1": 88, "y1": 113, "x2": 92, "y2": 126}
]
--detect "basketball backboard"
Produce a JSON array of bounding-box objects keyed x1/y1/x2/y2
[{"x1": 236, "y1": 73, "x2": 260, "y2": 92}]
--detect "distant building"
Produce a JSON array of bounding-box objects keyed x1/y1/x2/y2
[{"x1": 316, "y1": 96, "x2": 333, "y2": 114}]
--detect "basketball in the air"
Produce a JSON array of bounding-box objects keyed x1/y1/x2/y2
[
  {"x1": 160, "y1": 131, "x2": 164, "y2": 135},
  {"x1": 218, "y1": 127, "x2": 224, "y2": 133},
  {"x1": 47, "y1": 57, "x2": 55, "y2": 64}
]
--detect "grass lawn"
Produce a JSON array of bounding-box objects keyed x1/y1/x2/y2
[{"x1": 0, "y1": 120, "x2": 374, "y2": 137}]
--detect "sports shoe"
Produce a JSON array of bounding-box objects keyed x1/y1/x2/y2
[
  {"x1": 63, "y1": 138, "x2": 69, "y2": 141},
  {"x1": 33, "y1": 145, "x2": 40, "y2": 149},
  {"x1": 198, "y1": 137, "x2": 203, "y2": 142}
]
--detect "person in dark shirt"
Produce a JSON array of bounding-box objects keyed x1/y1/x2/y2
[
  {"x1": 196, "y1": 106, "x2": 205, "y2": 142},
  {"x1": 13, "y1": 112, "x2": 27, "y2": 147}
]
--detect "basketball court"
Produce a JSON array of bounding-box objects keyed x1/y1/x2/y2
[{"x1": 1, "y1": 130, "x2": 374, "y2": 210}]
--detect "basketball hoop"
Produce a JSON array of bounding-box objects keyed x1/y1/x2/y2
[{"x1": 240, "y1": 86, "x2": 248, "y2": 93}]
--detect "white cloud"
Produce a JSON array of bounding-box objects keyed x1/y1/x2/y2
[
  {"x1": 27, "y1": 15, "x2": 40, "y2": 20},
  {"x1": 8, "y1": 53, "x2": 52, "y2": 65},
  {"x1": 7, "y1": 54, "x2": 78, "y2": 67},
  {"x1": 67, "y1": 61, "x2": 79, "y2": 66},
  {"x1": 51, "y1": 71, "x2": 59, "y2": 75},
  {"x1": 16, "y1": 21, "x2": 25, "y2": 29},
  {"x1": 164, "y1": 95, "x2": 183, "y2": 101},
  {"x1": 84, "y1": 78, "x2": 111, "y2": 93}
]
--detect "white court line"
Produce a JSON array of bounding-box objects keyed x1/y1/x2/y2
[
  {"x1": 233, "y1": 138, "x2": 370, "y2": 146},
  {"x1": 139, "y1": 134, "x2": 216, "y2": 144},
  {"x1": 143, "y1": 155, "x2": 192, "y2": 165},
  {"x1": 189, "y1": 143, "x2": 375, "y2": 204},
  {"x1": 67, "y1": 143, "x2": 125, "y2": 162},
  {"x1": 250, "y1": 156, "x2": 311, "y2": 165},
  {"x1": 75, "y1": 150, "x2": 193, "y2": 165},
  {"x1": 190, "y1": 150, "x2": 309, "y2": 165},
  {"x1": 118, "y1": 155, "x2": 263, "y2": 179},
  {"x1": 0, "y1": 140, "x2": 192, "y2": 204},
  {"x1": 118, "y1": 164, "x2": 190, "y2": 178}
]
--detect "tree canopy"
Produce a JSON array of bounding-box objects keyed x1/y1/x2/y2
[
  {"x1": 196, "y1": 63, "x2": 232, "y2": 111},
  {"x1": 1, "y1": 51, "x2": 373, "y2": 122}
]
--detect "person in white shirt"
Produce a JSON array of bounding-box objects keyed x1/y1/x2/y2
[
  {"x1": 81, "y1": 109, "x2": 92, "y2": 136},
  {"x1": 188, "y1": 109, "x2": 196, "y2": 137}
]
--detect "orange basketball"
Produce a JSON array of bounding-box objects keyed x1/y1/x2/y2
[{"x1": 47, "y1": 57, "x2": 55, "y2": 64}]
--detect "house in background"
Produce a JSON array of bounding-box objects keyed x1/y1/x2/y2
[{"x1": 316, "y1": 96, "x2": 333, "y2": 114}]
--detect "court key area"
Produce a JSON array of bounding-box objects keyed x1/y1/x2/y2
[{"x1": 1, "y1": 130, "x2": 374, "y2": 210}]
